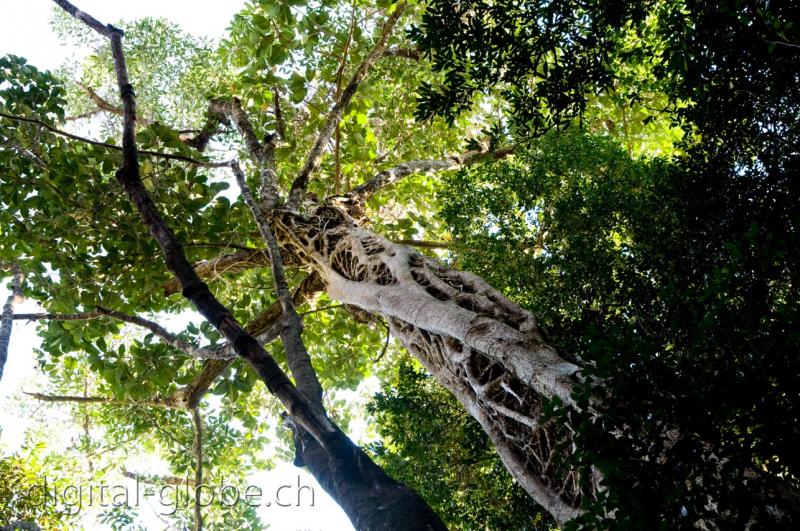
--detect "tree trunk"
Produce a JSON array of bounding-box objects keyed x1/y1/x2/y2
[
  {"x1": 273, "y1": 202, "x2": 800, "y2": 527},
  {"x1": 297, "y1": 427, "x2": 448, "y2": 530},
  {"x1": 274, "y1": 204, "x2": 591, "y2": 523}
]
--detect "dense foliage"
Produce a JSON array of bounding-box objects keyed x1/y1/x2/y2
[{"x1": 420, "y1": 0, "x2": 800, "y2": 527}]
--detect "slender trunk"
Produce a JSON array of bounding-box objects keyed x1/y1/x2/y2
[{"x1": 0, "y1": 264, "x2": 24, "y2": 383}]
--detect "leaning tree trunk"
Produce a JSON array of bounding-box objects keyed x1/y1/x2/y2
[
  {"x1": 273, "y1": 202, "x2": 800, "y2": 526},
  {"x1": 274, "y1": 203, "x2": 593, "y2": 523}
]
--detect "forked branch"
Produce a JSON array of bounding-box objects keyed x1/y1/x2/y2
[{"x1": 288, "y1": 2, "x2": 407, "y2": 207}]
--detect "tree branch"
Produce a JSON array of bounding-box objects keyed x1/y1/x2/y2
[
  {"x1": 288, "y1": 2, "x2": 407, "y2": 208},
  {"x1": 346, "y1": 146, "x2": 515, "y2": 202},
  {"x1": 231, "y1": 162, "x2": 324, "y2": 409},
  {"x1": 54, "y1": 0, "x2": 335, "y2": 442},
  {"x1": 24, "y1": 391, "x2": 182, "y2": 409},
  {"x1": 14, "y1": 307, "x2": 234, "y2": 360},
  {"x1": 272, "y1": 87, "x2": 286, "y2": 141},
  {"x1": 392, "y1": 239, "x2": 451, "y2": 250},
  {"x1": 382, "y1": 45, "x2": 422, "y2": 60},
  {"x1": 162, "y1": 248, "x2": 294, "y2": 296},
  {"x1": 0, "y1": 111, "x2": 230, "y2": 168},
  {"x1": 80, "y1": 84, "x2": 154, "y2": 126},
  {"x1": 211, "y1": 99, "x2": 281, "y2": 209}
]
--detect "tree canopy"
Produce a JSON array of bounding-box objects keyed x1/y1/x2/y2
[{"x1": 2, "y1": 0, "x2": 799, "y2": 529}]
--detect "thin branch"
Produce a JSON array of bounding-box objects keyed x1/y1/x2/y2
[
  {"x1": 231, "y1": 161, "x2": 324, "y2": 409},
  {"x1": 211, "y1": 99, "x2": 281, "y2": 208},
  {"x1": 162, "y1": 249, "x2": 285, "y2": 296},
  {"x1": 382, "y1": 45, "x2": 422, "y2": 60},
  {"x1": 52, "y1": 0, "x2": 111, "y2": 36},
  {"x1": 288, "y1": 2, "x2": 407, "y2": 207},
  {"x1": 272, "y1": 87, "x2": 286, "y2": 140},
  {"x1": 346, "y1": 146, "x2": 515, "y2": 201},
  {"x1": 299, "y1": 304, "x2": 345, "y2": 317},
  {"x1": 373, "y1": 323, "x2": 391, "y2": 363},
  {"x1": 14, "y1": 308, "x2": 234, "y2": 360},
  {"x1": 97, "y1": 306, "x2": 232, "y2": 360},
  {"x1": 192, "y1": 407, "x2": 204, "y2": 531},
  {"x1": 1, "y1": 263, "x2": 24, "y2": 383},
  {"x1": 53, "y1": 0, "x2": 335, "y2": 442},
  {"x1": 0, "y1": 111, "x2": 230, "y2": 168},
  {"x1": 81, "y1": 84, "x2": 154, "y2": 126},
  {"x1": 24, "y1": 391, "x2": 182, "y2": 409},
  {"x1": 333, "y1": 3, "x2": 357, "y2": 194},
  {"x1": 392, "y1": 239, "x2": 451, "y2": 250}
]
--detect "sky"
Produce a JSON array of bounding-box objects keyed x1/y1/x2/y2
[{"x1": 1, "y1": 1, "x2": 357, "y2": 529}]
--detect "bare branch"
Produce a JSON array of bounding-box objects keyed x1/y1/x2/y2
[
  {"x1": 272, "y1": 87, "x2": 286, "y2": 140},
  {"x1": 392, "y1": 239, "x2": 451, "y2": 250},
  {"x1": 212, "y1": 99, "x2": 281, "y2": 208},
  {"x1": 96, "y1": 306, "x2": 232, "y2": 360},
  {"x1": 162, "y1": 249, "x2": 288, "y2": 296},
  {"x1": 52, "y1": 0, "x2": 111, "y2": 36},
  {"x1": 81, "y1": 84, "x2": 154, "y2": 126},
  {"x1": 382, "y1": 46, "x2": 422, "y2": 60},
  {"x1": 333, "y1": 5, "x2": 357, "y2": 194},
  {"x1": 24, "y1": 391, "x2": 181, "y2": 409},
  {"x1": 288, "y1": 3, "x2": 407, "y2": 207},
  {"x1": 0, "y1": 111, "x2": 230, "y2": 168},
  {"x1": 347, "y1": 146, "x2": 515, "y2": 201},
  {"x1": 14, "y1": 307, "x2": 233, "y2": 360}
]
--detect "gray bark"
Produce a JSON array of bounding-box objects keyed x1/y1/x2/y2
[{"x1": 273, "y1": 203, "x2": 591, "y2": 523}]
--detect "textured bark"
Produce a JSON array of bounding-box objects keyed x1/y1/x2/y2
[
  {"x1": 0, "y1": 263, "x2": 24, "y2": 383},
  {"x1": 273, "y1": 203, "x2": 590, "y2": 522}
]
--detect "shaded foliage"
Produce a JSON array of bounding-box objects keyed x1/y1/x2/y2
[{"x1": 367, "y1": 361, "x2": 548, "y2": 530}]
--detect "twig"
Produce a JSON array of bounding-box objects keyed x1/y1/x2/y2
[{"x1": 346, "y1": 146, "x2": 515, "y2": 201}]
